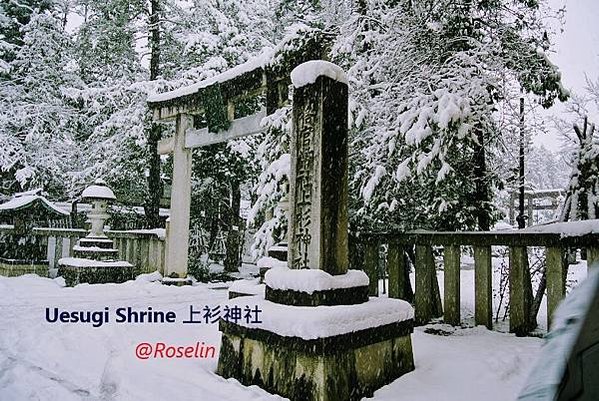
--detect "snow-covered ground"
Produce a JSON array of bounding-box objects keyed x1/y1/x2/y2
[
  {"x1": 370, "y1": 325, "x2": 541, "y2": 401},
  {"x1": 0, "y1": 256, "x2": 589, "y2": 401}
]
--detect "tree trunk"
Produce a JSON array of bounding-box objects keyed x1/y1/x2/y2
[
  {"x1": 207, "y1": 213, "x2": 219, "y2": 256},
  {"x1": 528, "y1": 259, "x2": 543, "y2": 330},
  {"x1": 224, "y1": 181, "x2": 242, "y2": 272},
  {"x1": 145, "y1": 0, "x2": 162, "y2": 228},
  {"x1": 473, "y1": 128, "x2": 490, "y2": 231},
  {"x1": 403, "y1": 246, "x2": 417, "y2": 303}
]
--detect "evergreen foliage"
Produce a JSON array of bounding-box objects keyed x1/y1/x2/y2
[{"x1": 0, "y1": 0, "x2": 575, "y2": 259}]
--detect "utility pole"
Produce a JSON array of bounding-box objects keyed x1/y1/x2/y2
[{"x1": 516, "y1": 97, "x2": 526, "y2": 229}]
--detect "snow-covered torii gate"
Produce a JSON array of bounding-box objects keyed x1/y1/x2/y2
[{"x1": 147, "y1": 50, "x2": 322, "y2": 280}]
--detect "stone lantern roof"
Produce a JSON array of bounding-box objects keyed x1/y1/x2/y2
[{"x1": 81, "y1": 179, "x2": 116, "y2": 201}]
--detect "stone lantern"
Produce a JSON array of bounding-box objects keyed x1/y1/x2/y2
[
  {"x1": 58, "y1": 178, "x2": 134, "y2": 286},
  {"x1": 265, "y1": 191, "x2": 290, "y2": 263},
  {"x1": 81, "y1": 179, "x2": 116, "y2": 237}
]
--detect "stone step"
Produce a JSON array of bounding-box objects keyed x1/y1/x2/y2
[
  {"x1": 267, "y1": 242, "x2": 288, "y2": 262},
  {"x1": 73, "y1": 245, "x2": 119, "y2": 261},
  {"x1": 78, "y1": 237, "x2": 114, "y2": 249}
]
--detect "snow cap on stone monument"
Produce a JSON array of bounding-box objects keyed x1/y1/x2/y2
[
  {"x1": 81, "y1": 178, "x2": 116, "y2": 201},
  {"x1": 290, "y1": 60, "x2": 348, "y2": 89}
]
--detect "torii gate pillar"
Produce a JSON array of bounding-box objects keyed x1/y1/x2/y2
[
  {"x1": 164, "y1": 113, "x2": 193, "y2": 281},
  {"x1": 158, "y1": 109, "x2": 265, "y2": 283}
]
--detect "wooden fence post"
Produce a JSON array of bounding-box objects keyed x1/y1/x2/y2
[
  {"x1": 415, "y1": 245, "x2": 442, "y2": 324},
  {"x1": 509, "y1": 246, "x2": 531, "y2": 335},
  {"x1": 53, "y1": 237, "x2": 63, "y2": 268},
  {"x1": 364, "y1": 242, "x2": 379, "y2": 296},
  {"x1": 388, "y1": 243, "x2": 408, "y2": 299},
  {"x1": 474, "y1": 245, "x2": 492, "y2": 329},
  {"x1": 546, "y1": 246, "x2": 565, "y2": 329},
  {"x1": 444, "y1": 245, "x2": 461, "y2": 326}
]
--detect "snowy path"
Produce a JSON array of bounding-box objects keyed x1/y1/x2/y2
[{"x1": 0, "y1": 274, "x2": 544, "y2": 401}]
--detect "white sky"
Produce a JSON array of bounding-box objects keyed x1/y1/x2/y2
[
  {"x1": 536, "y1": 0, "x2": 599, "y2": 151},
  {"x1": 549, "y1": 0, "x2": 599, "y2": 92}
]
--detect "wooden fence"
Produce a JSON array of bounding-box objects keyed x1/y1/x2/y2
[
  {"x1": 356, "y1": 230, "x2": 599, "y2": 335},
  {"x1": 31, "y1": 227, "x2": 166, "y2": 275}
]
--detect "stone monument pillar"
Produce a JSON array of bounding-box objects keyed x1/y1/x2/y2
[
  {"x1": 217, "y1": 61, "x2": 415, "y2": 401},
  {"x1": 288, "y1": 62, "x2": 349, "y2": 275}
]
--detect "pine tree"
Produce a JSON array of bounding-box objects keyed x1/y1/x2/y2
[
  {"x1": 332, "y1": 0, "x2": 568, "y2": 232},
  {"x1": 66, "y1": 0, "x2": 154, "y2": 203},
  {"x1": 73, "y1": 0, "x2": 142, "y2": 84},
  {"x1": 0, "y1": 0, "x2": 53, "y2": 58},
  {"x1": 561, "y1": 117, "x2": 599, "y2": 221},
  {"x1": 0, "y1": 8, "x2": 80, "y2": 197}
]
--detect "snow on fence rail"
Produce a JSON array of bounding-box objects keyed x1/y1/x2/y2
[
  {"x1": 27, "y1": 227, "x2": 166, "y2": 275},
  {"x1": 354, "y1": 227, "x2": 599, "y2": 335}
]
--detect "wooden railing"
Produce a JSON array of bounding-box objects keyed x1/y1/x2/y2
[
  {"x1": 356, "y1": 230, "x2": 599, "y2": 335},
  {"x1": 30, "y1": 228, "x2": 167, "y2": 275}
]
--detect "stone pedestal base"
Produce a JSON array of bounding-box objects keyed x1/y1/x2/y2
[
  {"x1": 267, "y1": 242, "x2": 288, "y2": 262},
  {"x1": 58, "y1": 233, "x2": 134, "y2": 287},
  {"x1": 58, "y1": 258, "x2": 133, "y2": 286},
  {"x1": 0, "y1": 258, "x2": 49, "y2": 277},
  {"x1": 218, "y1": 263, "x2": 415, "y2": 401},
  {"x1": 228, "y1": 279, "x2": 265, "y2": 299},
  {"x1": 217, "y1": 319, "x2": 414, "y2": 401}
]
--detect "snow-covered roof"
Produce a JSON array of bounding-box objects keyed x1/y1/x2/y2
[
  {"x1": 290, "y1": 60, "x2": 348, "y2": 88},
  {"x1": 147, "y1": 49, "x2": 274, "y2": 104},
  {"x1": 13, "y1": 188, "x2": 43, "y2": 197},
  {"x1": 0, "y1": 195, "x2": 70, "y2": 216}
]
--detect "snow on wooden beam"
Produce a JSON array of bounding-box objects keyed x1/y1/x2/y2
[
  {"x1": 148, "y1": 51, "x2": 272, "y2": 103},
  {"x1": 185, "y1": 109, "x2": 266, "y2": 149},
  {"x1": 157, "y1": 110, "x2": 266, "y2": 155},
  {"x1": 359, "y1": 229, "x2": 599, "y2": 248},
  {"x1": 149, "y1": 67, "x2": 268, "y2": 121}
]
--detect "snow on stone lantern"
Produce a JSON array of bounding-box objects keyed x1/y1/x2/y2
[
  {"x1": 81, "y1": 179, "x2": 115, "y2": 237},
  {"x1": 58, "y1": 179, "x2": 134, "y2": 287}
]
